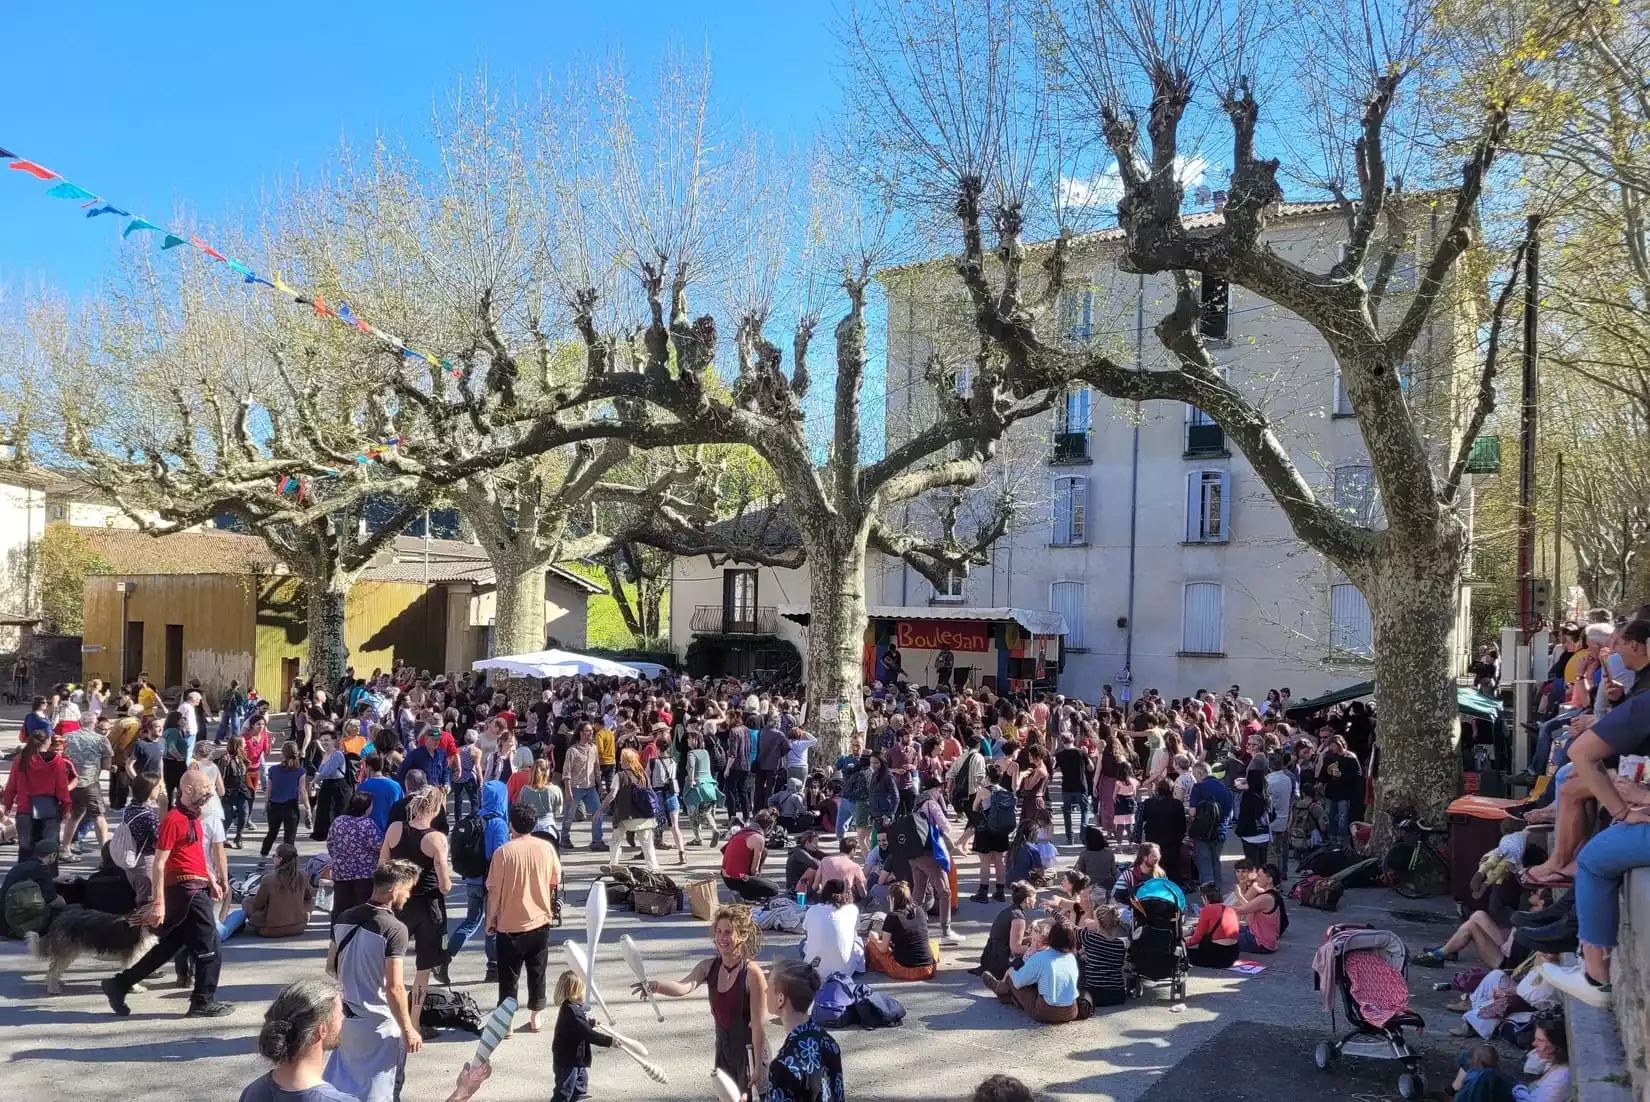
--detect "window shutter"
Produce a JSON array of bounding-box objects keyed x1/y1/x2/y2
[
  {"x1": 1185, "y1": 471, "x2": 1199, "y2": 542},
  {"x1": 1182, "y1": 582, "x2": 1223, "y2": 654},
  {"x1": 1076, "y1": 387, "x2": 1091, "y2": 433},
  {"x1": 1216, "y1": 471, "x2": 1231, "y2": 542},
  {"x1": 1330, "y1": 583, "x2": 1373, "y2": 656},
  {"x1": 1052, "y1": 478, "x2": 1071, "y2": 545},
  {"x1": 1071, "y1": 477, "x2": 1088, "y2": 542},
  {"x1": 1050, "y1": 582, "x2": 1085, "y2": 649}
]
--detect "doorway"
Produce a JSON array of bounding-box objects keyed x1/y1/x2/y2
[
  {"x1": 280, "y1": 657, "x2": 301, "y2": 712},
  {"x1": 122, "y1": 620, "x2": 145, "y2": 686},
  {"x1": 164, "y1": 624, "x2": 184, "y2": 691}
]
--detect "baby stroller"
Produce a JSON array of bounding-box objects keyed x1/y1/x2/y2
[
  {"x1": 1312, "y1": 924, "x2": 1427, "y2": 1099},
  {"x1": 1126, "y1": 878, "x2": 1189, "y2": 1002}
]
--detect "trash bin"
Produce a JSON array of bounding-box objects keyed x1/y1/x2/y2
[{"x1": 1446, "y1": 795, "x2": 1518, "y2": 903}]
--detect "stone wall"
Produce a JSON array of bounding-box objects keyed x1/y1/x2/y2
[{"x1": 1616, "y1": 867, "x2": 1649, "y2": 1101}]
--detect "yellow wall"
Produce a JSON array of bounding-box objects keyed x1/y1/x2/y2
[
  {"x1": 253, "y1": 577, "x2": 452, "y2": 700},
  {"x1": 83, "y1": 575, "x2": 258, "y2": 700}
]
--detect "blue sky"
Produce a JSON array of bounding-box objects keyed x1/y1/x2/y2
[{"x1": 0, "y1": 0, "x2": 841, "y2": 296}]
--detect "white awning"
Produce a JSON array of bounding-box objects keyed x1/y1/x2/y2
[
  {"x1": 776, "y1": 605, "x2": 1067, "y2": 636},
  {"x1": 473, "y1": 648, "x2": 641, "y2": 679}
]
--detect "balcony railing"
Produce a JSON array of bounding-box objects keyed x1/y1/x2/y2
[
  {"x1": 1185, "y1": 421, "x2": 1226, "y2": 456},
  {"x1": 690, "y1": 604, "x2": 779, "y2": 635},
  {"x1": 1051, "y1": 432, "x2": 1090, "y2": 464}
]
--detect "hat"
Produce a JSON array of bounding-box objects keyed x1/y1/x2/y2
[{"x1": 650, "y1": 722, "x2": 669, "y2": 734}]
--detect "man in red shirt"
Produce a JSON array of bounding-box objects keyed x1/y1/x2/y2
[{"x1": 103, "y1": 770, "x2": 233, "y2": 1018}]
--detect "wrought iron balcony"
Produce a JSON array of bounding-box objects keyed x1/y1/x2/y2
[{"x1": 690, "y1": 605, "x2": 779, "y2": 635}]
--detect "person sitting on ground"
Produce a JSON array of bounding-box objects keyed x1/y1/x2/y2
[
  {"x1": 1073, "y1": 825, "x2": 1117, "y2": 890},
  {"x1": 769, "y1": 778, "x2": 815, "y2": 834},
  {"x1": 227, "y1": 843, "x2": 315, "y2": 939},
  {"x1": 1076, "y1": 900, "x2": 1128, "y2": 1008},
  {"x1": 800, "y1": 878, "x2": 863, "y2": 979},
  {"x1": 1414, "y1": 887, "x2": 1551, "y2": 970},
  {"x1": 1005, "y1": 819, "x2": 1052, "y2": 886},
  {"x1": 1185, "y1": 881, "x2": 1240, "y2": 968},
  {"x1": 1231, "y1": 863, "x2": 1287, "y2": 954},
  {"x1": 973, "y1": 880, "x2": 1036, "y2": 979},
  {"x1": 721, "y1": 809, "x2": 782, "y2": 902},
  {"x1": 1450, "y1": 1044, "x2": 1510, "y2": 1102},
  {"x1": 984, "y1": 917, "x2": 1083, "y2": 1024},
  {"x1": 798, "y1": 837, "x2": 868, "y2": 904},
  {"x1": 1113, "y1": 842, "x2": 1166, "y2": 904},
  {"x1": 865, "y1": 880, "x2": 938, "y2": 981},
  {"x1": 785, "y1": 830, "x2": 824, "y2": 901}
]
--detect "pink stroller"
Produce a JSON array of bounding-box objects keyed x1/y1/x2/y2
[{"x1": 1311, "y1": 923, "x2": 1427, "y2": 1099}]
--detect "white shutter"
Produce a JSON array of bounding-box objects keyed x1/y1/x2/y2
[
  {"x1": 1050, "y1": 581, "x2": 1085, "y2": 649},
  {"x1": 1216, "y1": 470, "x2": 1231, "y2": 542},
  {"x1": 1330, "y1": 583, "x2": 1373, "y2": 656},
  {"x1": 1182, "y1": 582, "x2": 1223, "y2": 654},
  {"x1": 1052, "y1": 478, "x2": 1070, "y2": 544},
  {"x1": 1184, "y1": 471, "x2": 1199, "y2": 542},
  {"x1": 1070, "y1": 477, "x2": 1088, "y2": 542}
]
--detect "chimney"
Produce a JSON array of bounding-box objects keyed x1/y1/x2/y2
[{"x1": 1212, "y1": 190, "x2": 1228, "y2": 212}]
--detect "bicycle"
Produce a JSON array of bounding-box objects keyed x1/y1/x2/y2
[{"x1": 1382, "y1": 813, "x2": 1451, "y2": 899}]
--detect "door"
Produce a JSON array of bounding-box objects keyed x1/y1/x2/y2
[
  {"x1": 280, "y1": 657, "x2": 301, "y2": 712},
  {"x1": 164, "y1": 624, "x2": 184, "y2": 691},
  {"x1": 722, "y1": 569, "x2": 757, "y2": 634},
  {"x1": 123, "y1": 620, "x2": 145, "y2": 686}
]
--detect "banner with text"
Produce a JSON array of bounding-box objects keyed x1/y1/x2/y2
[{"x1": 895, "y1": 620, "x2": 989, "y2": 652}]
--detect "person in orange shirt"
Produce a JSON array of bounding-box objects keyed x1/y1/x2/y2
[{"x1": 486, "y1": 802, "x2": 563, "y2": 1032}]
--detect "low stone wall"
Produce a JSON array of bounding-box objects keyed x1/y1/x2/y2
[{"x1": 1616, "y1": 867, "x2": 1649, "y2": 1101}]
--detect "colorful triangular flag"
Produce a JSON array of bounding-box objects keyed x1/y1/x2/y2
[
  {"x1": 245, "y1": 274, "x2": 276, "y2": 289},
  {"x1": 191, "y1": 235, "x2": 226, "y2": 262},
  {"x1": 45, "y1": 181, "x2": 97, "y2": 201},
  {"x1": 122, "y1": 217, "x2": 162, "y2": 238},
  {"x1": 0, "y1": 146, "x2": 16, "y2": 159},
  {"x1": 161, "y1": 234, "x2": 189, "y2": 249},
  {"x1": 312, "y1": 294, "x2": 330, "y2": 317},
  {"x1": 273, "y1": 274, "x2": 299, "y2": 298},
  {"x1": 86, "y1": 204, "x2": 130, "y2": 219},
  {"x1": 8, "y1": 160, "x2": 58, "y2": 180},
  {"x1": 226, "y1": 259, "x2": 253, "y2": 278}
]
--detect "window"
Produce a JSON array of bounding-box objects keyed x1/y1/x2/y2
[
  {"x1": 1051, "y1": 476, "x2": 1088, "y2": 546},
  {"x1": 1386, "y1": 252, "x2": 1417, "y2": 292},
  {"x1": 1181, "y1": 582, "x2": 1224, "y2": 655},
  {"x1": 1050, "y1": 581, "x2": 1086, "y2": 649},
  {"x1": 1333, "y1": 464, "x2": 1380, "y2": 528},
  {"x1": 1062, "y1": 288, "x2": 1095, "y2": 341},
  {"x1": 49, "y1": 503, "x2": 67, "y2": 520},
  {"x1": 1333, "y1": 368, "x2": 1353, "y2": 416},
  {"x1": 723, "y1": 569, "x2": 758, "y2": 632},
  {"x1": 953, "y1": 364, "x2": 973, "y2": 398},
  {"x1": 1199, "y1": 277, "x2": 1230, "y2": 340},
  {"x1": 1329, "y1": 583, "x2": 1374, "y2": 657},
  {"x1": 1053, "y1": 387, "x2": 1091, "y2": 462},
  {"x1": 1185, "y1": 470, "x2": 1231, "y2": 543},
  {"x1": 935, "y1": 568, "x2": 966, "y2": 602}
]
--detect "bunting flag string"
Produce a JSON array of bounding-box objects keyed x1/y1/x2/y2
[{"x1": 0, "y1": 140, "x2": 469, "y2": 390}]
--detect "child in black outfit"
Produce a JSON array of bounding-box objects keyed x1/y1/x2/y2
[{"x1": 550, "y1": 969, "x2": 614, "y2": 1102}]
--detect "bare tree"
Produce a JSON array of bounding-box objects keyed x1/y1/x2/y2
[{"x1": 847, "y1": 0, "x2": 1564, "y2": 821}]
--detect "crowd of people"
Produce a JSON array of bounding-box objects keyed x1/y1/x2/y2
[{"x1": 3, "y1": 620, "x2": 1644, "y2": 1100}]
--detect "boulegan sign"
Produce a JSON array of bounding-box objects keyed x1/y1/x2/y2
[{"x1": 895, "y1": 620, "x2": 989, "y2": 652}]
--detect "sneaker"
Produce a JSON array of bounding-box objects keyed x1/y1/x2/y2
[
  {"x1": 970, "y1": 888, "x2": 990, "y2": 904},
  {"x1": 1412, "y1": 948, "x2": 1454, "y2": 968},
  {"x1": 484, "y1": 964, "x2": 498, "y2": 984},
  {"x1": 187, "y1": 1000, "x2": 235, "y2": 1018},
  {"x1": 1445, "y1": 996, "x2": 1472, "y2": 1013},
  {"x1": 992, "y1": 886, "x2": 1005, "y2": 903},
  {"x1": 1540, "y1": 961, "x2": 1611, "y2": 1008},
  {"x1": 102, "y1": 977, "x2": 131, "y2": 1016},
  {"x1": 432, "y1": 964, "x2": 451, "y2": 987},
  {"x1": 588, "y1": 841, "x2": 606, "y2": 851},
  {"x1": 941, "y1": 929, "x2": 965, "y2": 946}
]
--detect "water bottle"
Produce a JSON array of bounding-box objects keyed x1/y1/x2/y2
[{"x1": 796, "y1": 891, "x2": 807, "y2": 907}]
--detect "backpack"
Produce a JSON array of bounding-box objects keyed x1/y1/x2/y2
[
  {"x1": 812, "y1": 975, "x2": 857, "y2": 1027},
  {"x1": 950, "y1": 751, "x2": 978, "y2": 807},
  {"x1": 841, "y1": 765, "x2": 870, "y2": 804},
  {"x1": 985, "y1": 789, "x2": 1017, "y2": 835},
  {"x1": 848, "y1": 987, "x2": 907, "y2": 1029},
  {"x1": 3, "y1": 881, "x2": 48, "y2": 938},
  {"x1": 450, "y1": 814, "x2": 491, "y2": 879},
  {"x1": 885, "y1": 813, "x2": 931, "y2": 862},
  {"x1": 1189, "y1": 798, "x2": 1222, "y2": 843},
  {"x1": 420, "y1": 988, "x2": 484, "y2": 1033},
  {"x1": 110, "y1": 819, "x2": 143, "y2": 870},
  {"x1": 629, "y1": 781, "x2": 662, "y2": 821},
  {"x1": 705, "y1": 733, "x2": 728, "y2": 777},
  {"x1": 1299, "y1": 875, "x2": 1343, "y2": 911}
]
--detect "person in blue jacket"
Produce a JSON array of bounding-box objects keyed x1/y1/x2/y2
[
  {"x1": 1187, "y1": 761, "x2": 1235, "y2": 891},
  {"x1": 437, "y1": 778, "x2": 510, "y2": 985}
]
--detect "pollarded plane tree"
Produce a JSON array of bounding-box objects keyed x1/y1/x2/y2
[{"x1": 847, "y1": 0, "x2": 1563, "y2": 822}]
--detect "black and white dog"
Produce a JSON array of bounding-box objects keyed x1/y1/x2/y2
[{"x1": 26, "y1": 905, "x2": 155, "y2": 994}]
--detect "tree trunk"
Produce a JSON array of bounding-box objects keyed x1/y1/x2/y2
[
  {"x1": 1367, "y1": 527, "x2": 1468, "y2": 838},
  {"x1": 305, "y1": 575, "x2": 350, "y2": 692},
  {"x1": 803, "y1": 522, "x2": 871, "y2": 762},
  {"x1": 492, "y1": 555, "x2": 547, "y2": 657}
]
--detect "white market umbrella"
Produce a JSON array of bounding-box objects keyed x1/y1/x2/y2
[{"x1": 472, "y1": 648, "x2": 642, "y2": 679}]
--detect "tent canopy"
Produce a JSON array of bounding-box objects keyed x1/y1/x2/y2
[
  {"x1": 472, "y1": 648, "x2": 640, "y2": 679},
  {"x1": 1284, "y1": 680, "x2": 1503, "y2": 722},
  {"x1": 777, "y1": 604, "x2": 1068, "y2": 636}
]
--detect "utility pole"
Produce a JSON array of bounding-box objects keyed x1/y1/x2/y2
[
  {"x1": 1552, "y1": 452, "x2": 1564, "y2": 618},
  {"x1": 1516, "y1": 214, "x2": 1541, "y2": 641}
]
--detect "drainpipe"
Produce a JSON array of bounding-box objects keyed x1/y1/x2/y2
[{"x1": 1123, "y1": 273, "x2": 1144, "y2": 686}]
